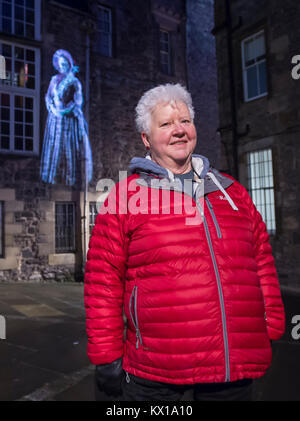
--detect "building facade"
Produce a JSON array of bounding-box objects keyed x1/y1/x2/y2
[
  {"x1": 0, "y1": 0, "x2": 218, "y2": 282},
  {"x1": 213, "y1": 0, "x2": 300, "y2": 288}
]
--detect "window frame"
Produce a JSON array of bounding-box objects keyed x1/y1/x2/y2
[
  {"x1": 0, "y1": 39, "x2": 40, "y2": 155},
  {"x1": 241, "y1": 30, "x2": 268, "y2": 102},
  {"x1": 89, "y1": 201, "x2": 98, "y2": 237},
  {"x1": 0, "y1": 0, "x2": 41, "y2": 41},
  {"x1": 0, "y1": 201, "x2": 4, "y2": 258},
  {"x1": 159, "y1": 28, "x2": 172, "y2": 75},
  {"x1": 55, "y1": 202, "x2": 76, "y2": 254},
  {"x1": 96, "y1": 4, "x2": 113, "y2": 58},
  {"x1": 246, "y1": 148, "x2": 276, "y2": 235}
]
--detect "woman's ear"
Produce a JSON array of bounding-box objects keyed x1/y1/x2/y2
[{"x1": 141, "y1": 133, "x2": 150, "y2": 150}]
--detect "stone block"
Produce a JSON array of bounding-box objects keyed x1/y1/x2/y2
[
  {"x1": 48, "y1": 253, "x2": 76, "y2": 266},
  {"x1": 270, "y1": 35, "x2": 289, "y2": 54},
  {"x1": 0, "y1": 247, "x2": 20, "y2": 270},
  {"x1": 39, "y1": 222, "x2": 55, "y2": 237},
  {"x1": 38, "y1": 243, "x2": 54, "y2": 256},
  {"x1": 6, "y1": 224, "x2": 23, "y2": 235},
  {"x1": 5, "y1": 201, "x2": 24, "y2": 213},
  {"x1": 0, "y1": 189, "x2": 15, "y2": 201}
]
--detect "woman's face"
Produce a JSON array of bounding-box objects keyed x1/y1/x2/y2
[
  {"x1": 141, "y1": 101, "x2": 197, "y2": 172},
  {"x1": 57, "y1": 56, "x2": 70, "y2": 74}
]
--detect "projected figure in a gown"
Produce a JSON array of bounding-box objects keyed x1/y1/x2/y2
[{"x1": 40, "y1": 49, "x2": 93, "y2": 186}]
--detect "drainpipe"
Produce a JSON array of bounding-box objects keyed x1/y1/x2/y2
[
  {"x1": 224, "y1": 0, "x2": 239, "y2": 180},
  {"x1": 82, "y1": 31, "x2": 90, "y2": 266}
]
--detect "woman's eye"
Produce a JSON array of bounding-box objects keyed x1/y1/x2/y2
[
  {"x1": 182, "y1": 120, "x2": 190, "y2": 124},
  {"x1": 161, "y1": 122, "x2": 169, "y2": 127}
]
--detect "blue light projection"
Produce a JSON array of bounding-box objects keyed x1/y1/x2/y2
[{"x1": 40, "y1": 49, "x2": 93, "y2": 186}]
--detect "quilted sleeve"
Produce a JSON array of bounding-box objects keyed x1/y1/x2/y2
[
  {"x1": 84, "y1": 184, "x2": 129, "y2": 365},
  {"x1": 247, "y1": 191, "x2": 285, "y2": 341}
]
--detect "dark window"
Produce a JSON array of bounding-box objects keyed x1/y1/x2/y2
[
  {"x1": 96, "y1": 5, "x2": 112, "y2": 57},
  {"x1": 89, "y1": 201, "x2": 98, "y2": 236},
  {"x1": 247, "y1": 149, "x2": 276, "y2": 234},
  {"x1": 159, "y1": 29, "x2": 171, "y2": 75},
  {"x1": 55, "y1": 202, "x2": 76, "y2": 253},
  {"x1": 0, "y1": 0, "x2": 39, "y2": 40},
  {"x1": 241, "y1": 31, "x2": 267, "y2": 101}
]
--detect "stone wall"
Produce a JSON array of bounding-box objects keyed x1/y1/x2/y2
[
  {"x1": 214, "y1": 0, "x2": 300, "y2": 288},
  {"x1": 0, "y1": 0, "x2": 188, "y2": 281},
  {"x1": 186, "y1": 0, "x2": 220, "y2": 168}
]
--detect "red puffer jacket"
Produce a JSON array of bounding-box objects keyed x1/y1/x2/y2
[{"x1": 84, "y1": 155, "x2": 285, "y2": 384}]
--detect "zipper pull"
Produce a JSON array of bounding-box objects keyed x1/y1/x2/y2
[
  {"x1": 125, "y1": 372, "x2": 130, "y2": 383},
  {"x1": 136, "y1": 330, "x2": 140, "y2": 349}
]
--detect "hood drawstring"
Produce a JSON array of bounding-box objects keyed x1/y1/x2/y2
[{"x1": 207, "y1": 171, "x2": 239, "y2": 211}]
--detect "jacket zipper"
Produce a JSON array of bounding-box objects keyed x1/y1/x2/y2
[
  {"x1": 196, "y1": 192, "x2": 230, "y2": 382},
  {"x1": 205, "y1": 196, "x2": 222, "y2": 239},
  {"x1": 129, "y1": 286, "x2": 143, "y2": 349}
]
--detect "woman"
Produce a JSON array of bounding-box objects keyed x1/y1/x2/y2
[
  {"x1": 84, "y1": 84, "x2": 285, "y2": 401},
  {"x1": 40, "y1": 49, "x2": 92, "y2": 186}
]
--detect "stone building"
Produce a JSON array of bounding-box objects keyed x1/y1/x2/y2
[
  {"x1": 0, "y1": 0, "x2": 218, "y2": 281},
  {"x1": 213, "y1": 0, "x2": 300, "y2": 288}
]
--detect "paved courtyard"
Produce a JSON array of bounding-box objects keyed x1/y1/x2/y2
[{"x1": 0, "y1": 282, "x2": 299, "y2": 401}]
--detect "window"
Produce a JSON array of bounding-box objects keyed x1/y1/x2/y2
[
  {"x1": 0, "y1": 41, "x2": 40, "y2": 154},
  {"x1": 0, "y1": 201, "x2": 4, "y2": 258},
  {"x1": 247, "y1": 149, "x2": 276, "y2": 234},
  {"x1": 159, "y1": 29, "x2": 171, "y2": 75},
  {"x1": 55, "y1": 202, "x2": 76, "y2": 253},
  {"x1": 241, "y1": 31, "x2": 267, "y2": 101},
  {"x1": 96, "y1": 5, "x2": 112, "y2": 57},
  {"x1": 89, "y1": 202, "x2": 98, "y2": 236},
  {"x1": 0, "y1": 0, "x2": 41, "y2": 40}
]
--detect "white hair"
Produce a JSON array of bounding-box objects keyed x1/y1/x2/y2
[{"x1": 135, "y1": 83, "x2": 195, "y2": 135}]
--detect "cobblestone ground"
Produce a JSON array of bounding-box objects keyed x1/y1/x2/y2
[{"x1": 0, "y1": 283, "x2": 299, "y2": 401}]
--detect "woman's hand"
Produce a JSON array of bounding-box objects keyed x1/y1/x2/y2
[{"x1": 95, "y1": 357, "x2": 124, "y2": 397}]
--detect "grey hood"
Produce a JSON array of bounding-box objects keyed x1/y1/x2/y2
[{"x1": 129, "y1": 154, "x2": 238, "y2": 211}]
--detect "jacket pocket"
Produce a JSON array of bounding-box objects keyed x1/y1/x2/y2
[{"x1": 129, "y1": 286, "x2": 143, "y2": 349}]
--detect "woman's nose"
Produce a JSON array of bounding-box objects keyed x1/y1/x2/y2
[{"x1": 173, "y1": 122, "x2": 185, "y2": 133}]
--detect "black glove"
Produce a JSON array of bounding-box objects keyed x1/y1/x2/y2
[{"x1": 95, "y1": 357, "x2": 124, "y2": 397}]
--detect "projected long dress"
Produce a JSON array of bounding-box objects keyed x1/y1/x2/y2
[{"x1": 40, "y1": 49, "x2": 93, "y2": 186}]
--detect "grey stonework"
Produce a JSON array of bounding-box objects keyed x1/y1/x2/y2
[
  {"x1": 214, "y1": 0, "x2": 300, "y2": 288},
  {"x1": 186, "y1": 0, "x2": 220, "y2": 168},
  {"x1": 1, "y1": 0, "x2": 219, "y2": 282}
]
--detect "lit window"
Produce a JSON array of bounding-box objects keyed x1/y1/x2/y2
[
  {"x1": 0, "y1": 201, "x2": 3, "y2": 258},
  {"x1": 55, "y1": 203, "x2": 76, "y2": 253},
  {"x1": 89, "y1": 202, "x2": 98, "y2": 236},
  {"x1": 0, "y1": 0, "x2": 41, "y2": 40},
  {"x1": 0, "y1": 41, "x2": 40, "y2": 154},
  {"x1": 241, "y1": 31, "x2": 267, "y2": 101},
  {"x1": 97, "y1": 5, "x2": 112, "y2": 57},
  {"x1": 247, "y1": 149, "x2": 276, "y2": 234},
  {"x1": 159, "y1": 29, "x2": 171, "y2": 75}
]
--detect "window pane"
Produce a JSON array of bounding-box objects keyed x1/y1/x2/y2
[
  {"x1": 25, "y1": 137, "x2": 33, "y2": 151},
  {"x1": 55, "y1": 203, "x2": 75, "y2": 252},
  {"x1": 15, "y1": 21, "x2": 24, "y2": 35},
  {"x1": 258, "y1": 61, "x2": 267, "y2": 95},
  {"x1": 25, "y1": 23, "x2": 34, "y2": 38},
  {"x1": 15, "y1": 5, "x2": 24, "y2": 20},
  {"x1": 1, "y1": 108, "x2": 9, "y2": 120},
  {"x1": 1, "y1": 136, "x2": 10, "y2": 149},
  {"x1": 1, "y1": 122, "x2": 10, "y2": 134},
  {"x1": 25, "y1": 97, "x2": 33, "y2": 109},
  {"x1": 2, "y1": 18, "x2": 12, "y2": 32},
  {"x1": 2, "y1": 2, "x2": 12, "y2": 17},
  {"x1": 15, "y1": 137, "x2": 23, "y2": 150},
  {"x1": 247, "y1": 149, "x2": 276, "y2": 234},
  {"x1": 246, "y1": 66, "x2": 258, "y2": 99},
  {"x1": 15, "y1": 96, "x2": 24, "y2": 108},
  {"x1": 25, "y1": 49, "x2": 35, "y2": 62}
]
